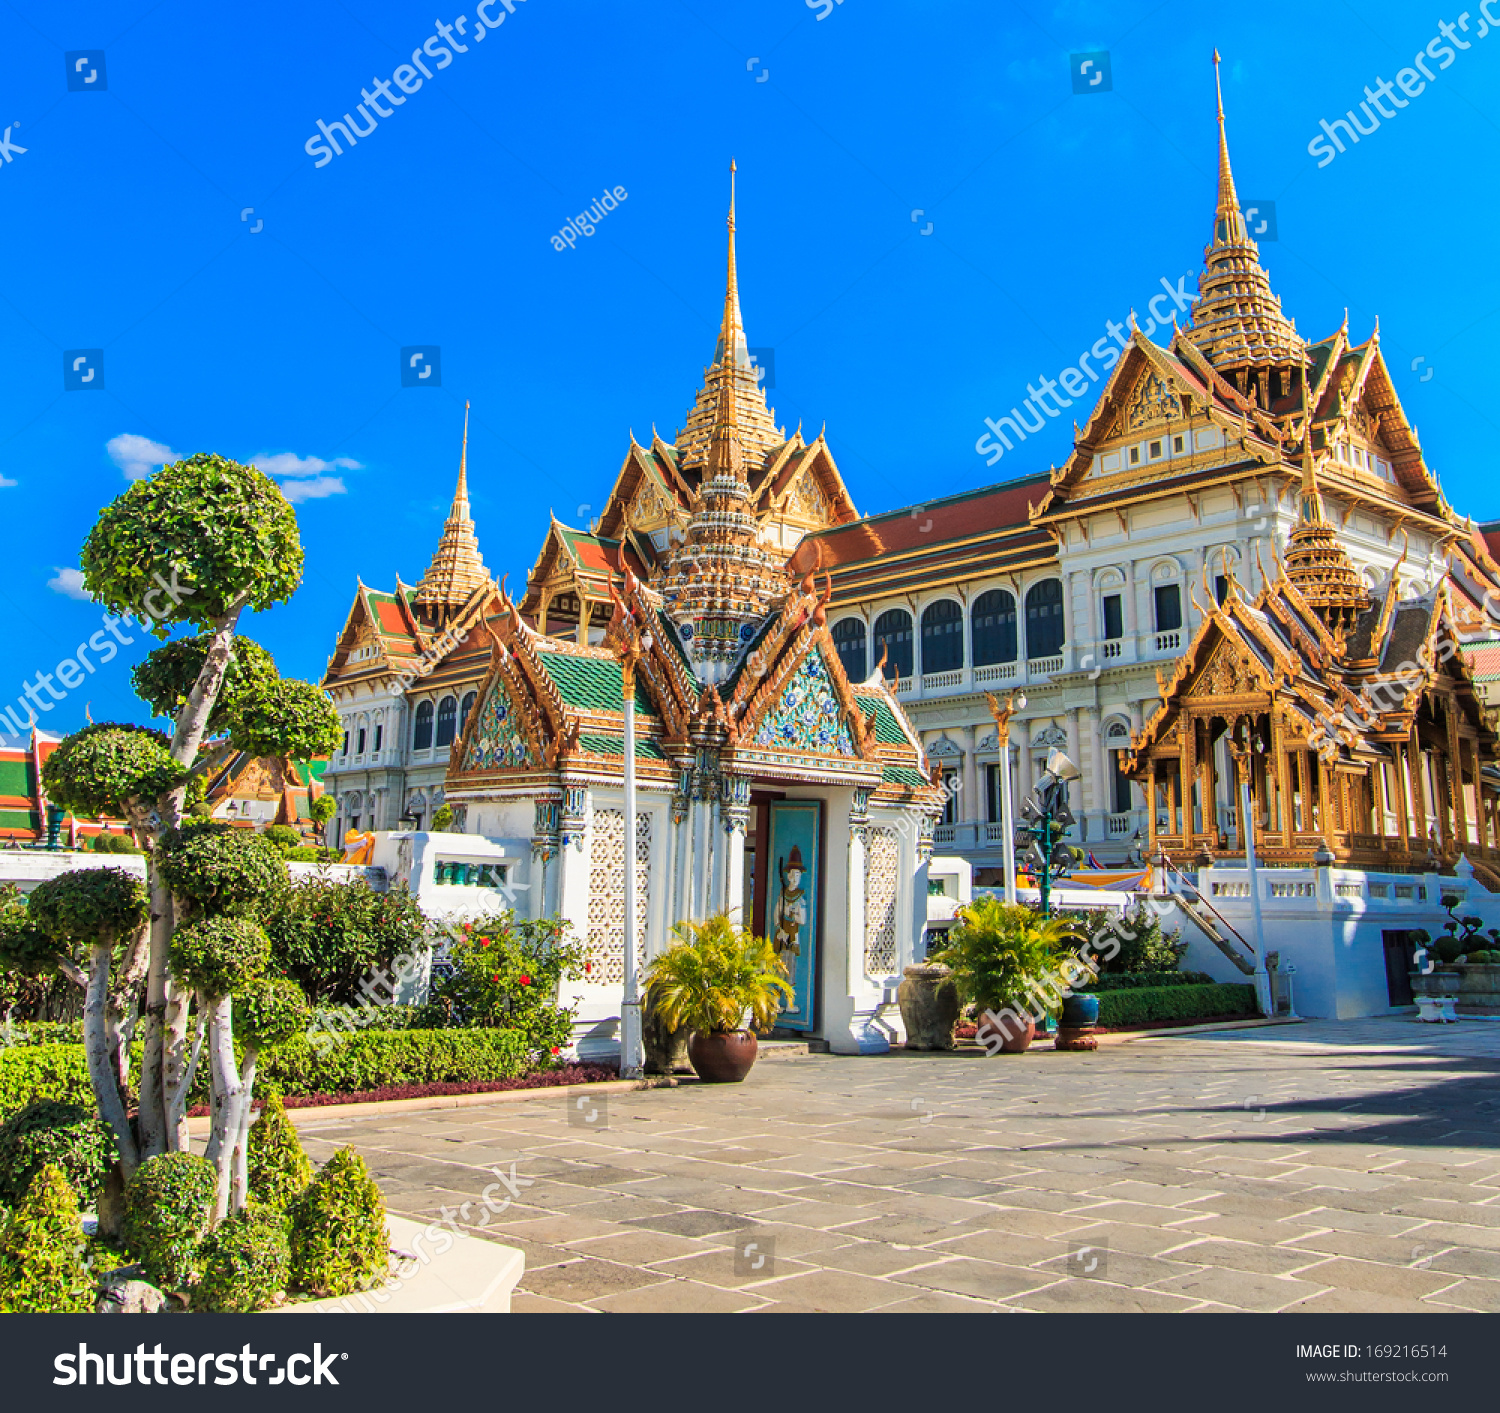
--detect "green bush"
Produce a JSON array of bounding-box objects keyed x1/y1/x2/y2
[
  {"x1": 194, "y1": 1210, "x2": 290, "y2": 1312},
  {"x1": 158, "y1": 820, "x2": 285, "y2": 919},
  {"x1": 124, "y1": 1151, "x2": 217, "y2": 1290},
  {"x1": 0, "y1": 1100, "x2": 116, "y2": 1207},
  {"x1": 262, "y1": 825, "x2": 301, "y2": 854},
  {"x1": 1096, "y1": 982, "x2": 1258, "y2": 1029},
  {"x1": 2, "y1": 1019, "x2": 85, "y2": 1046},
  {"x1": 234, "y1": 976, "x2": 309, "y2": 1050},
  {"x1": 289, "y1": 1148, "x2": 388, "y2": 1297},
  {"x1": 246, "y1": 1092, "x2": 312, "y2": 1211},
  {"x1": 266, "y1": 876, "x2": 430, "y2": 1005},
  {"x1": 1081, "y1": 971, "x2": 1213, "y2": 992},
  {"x1": 260, "y1": 1026, "x2": 528, "y2": 1096},
  {"x1": 419, "y1": 914, "x2": 582, "y2": 1062},
  {"x1": 0, "y1": 1163, "x2": 93, "y2": 1312},
  {"x1": 0, "y1": 1043, "x2": 93, "y2": 1123},
  {"x1": 1064, "y1": 899, "x2": 1186, "y2": 974}
]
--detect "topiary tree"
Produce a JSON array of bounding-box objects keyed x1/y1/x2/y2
[
  {"x1": 123, "y1": 1150, "x2": 217, "y2": 1290},
  {"x1": 262, "y1": 824, "x2": 301, "y2": 854},
  {"x1": 26, "y1": 869, "x2": 148, "y2": 1178},
  {"x1": 0, "y1": 1101, "x2": 117, "y2": 1209},
  {"x1": 40, "y1": 453, "x2": 341, "y2": 1222},
  {"x1": 288, "y1": 1147, "x2": 388, "y2": 1297},
  {"x1": 0, "y1": 1163, "x2": 94, "y2": 1313},
  {"x1": 430, "y1": 803, "x2": 454, "y2": 832},
  {"x1": 308, "y1": 795, "x2": 335, "y2": 844},
  {"x1": 229, "y1": 978, "x2": 307, "y2": 1211},
  {"x1": 245, "y1": 1091, "x2": 312, "y2": 1213}
]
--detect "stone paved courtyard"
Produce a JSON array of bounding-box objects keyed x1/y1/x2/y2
[{"x1": 297, "y1": 1019, "x2": 1500, "y2": 1313}]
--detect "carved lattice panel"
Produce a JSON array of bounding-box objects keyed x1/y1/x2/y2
[
  {"x1": 586, "y1": 808, "x2": 651, "y2": 984},
  {"x1": 864, "y1": 826, "x2": 901, "y2": 977}
]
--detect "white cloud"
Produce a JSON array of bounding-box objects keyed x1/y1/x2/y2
[
  {"x1": 278, "y1": 475, "x2": 349, "y2": 504},
  {"x1": 0, "y1": 475, "x2": 16, "y2": 488},
  {"x1": 48, "y1": 567, "x2": 90, "y2": 601},
  {"x1": 107, "y1": 433, "x2": 179, "y2": 481},
  {"x1": 250, "y1": 450, "x2": 359, "y2": 503}
]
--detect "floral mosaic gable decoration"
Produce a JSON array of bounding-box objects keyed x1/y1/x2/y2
[
  {"x1": 462, "y1": 680, "x2": 536, "y2": 770},
  {"x1": 752, "y1": 650, "x2": 855, "y2": 756}
]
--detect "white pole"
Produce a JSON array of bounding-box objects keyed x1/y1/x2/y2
[
  {"x1": 1001, "y1": 743, "x2": 1017, "y2": 907},
  {"x1": 1242, "y1": 767, "x2": 1272, "y2": 1018},
  {"x1": 620, "y1": 681, "x2": 644, "y2": 1077}
]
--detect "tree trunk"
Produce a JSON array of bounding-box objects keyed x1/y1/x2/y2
[
  {"x1": 167, "y1": 1010, "x2": 205, "y2": 1140},
  {"x1": 203, "y1": 993, "x2": 241, "y2": 1225},
  {"x1": 96, "y1": 1162, "x2": 127, "y2": 1242},
  {"x1": 84, "y1": 943, "x2": 139, "y2": 1179},
  {"x1": 136, "y1": 865, "x2": 174, "y2": 1158},
  {"x1": 231, "y1": 1046, "x2": 259, "y2": 1215}
]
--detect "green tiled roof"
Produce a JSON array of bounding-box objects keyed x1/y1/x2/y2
[
  {"x1": 863, "y1": 697, "x2": 909, "y2": 746},
  {"x1": 537, "y1": 651, "x2": 655, "y2": 716},
  {"x1": 0, "y1": 808, "x2": 35, "y2": 828},
  {"x1": 882, "y1": 765, "x2": 929, "y2": 790},
  {"x1": 576, "y1": 733, "x2": 667, "y2": 760}
]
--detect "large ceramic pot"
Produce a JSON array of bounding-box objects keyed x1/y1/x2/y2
[
  {"x1": 1411, "y1": 966, "x2": 1463, "y2": 999},
  {"x1": 643, "y1": 990, "x2": 694, "y2": 1075},
  {"x1": 898, "y1": 963, "x2": 960, "y2": 1050},
  {"x1": 688, "y1": 1030, "x2": 759, "y2": 1083},
  {"x1": 1456, "y1": 962, "x2": 1500, "y2": 1017},
  {"x1": 1059, "y1": 993, "x2": 1101, "y2": 1027}
]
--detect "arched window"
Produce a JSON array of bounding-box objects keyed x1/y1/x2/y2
[
  {"x1": 435, "y1": 696, "x2": 458, "y2": 748},
  {"x1": 971, "y1": 590, "x2": 1017, "y2": 665},
  {"x1": 920, "y1": 600, "x2": 964, "y2": 675},
  {"x1": 356, "y1": 726, "x2": 366, "y2": 755},
  {"x1": 459, "y1": 691, "x2": 477, "y2": 733},
  {"x1": 831, "y1": 618, "x2": 867, "y2": 682},
  {"x1": 413, "y1": 701, "x2": 434, "y2": 751},
  {"x1": 872, "y1": 609, "x2": 914, "y2": 681},
  {"x1": 1024, "y1": 579, "x2": 1065, "y2": 658}
]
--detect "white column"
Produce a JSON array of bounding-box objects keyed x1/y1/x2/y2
[
  {"x1": 960, "y1": 725, "x2": 978, "y2": 831},
  {"x1": 620, "y1": 696, "x2": 643, "y2": 1077}
]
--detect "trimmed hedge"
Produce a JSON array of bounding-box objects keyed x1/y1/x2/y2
[
  {"x1": 2, "y1": 1028, "x2": 530, "y2": 1121},
  {"x1": 252, "y1": 1027, "x2": 529, "y2": 1097},
  {"x1": 0, "y1": 1044, "x2": 93, "y2": 1124},
  {"x1": 1096, "y1": 982, "x2": 1257, "y2": 1028},
  {"x1": 1081, "y1": 971, "x2": 1212, "y2": 993}
]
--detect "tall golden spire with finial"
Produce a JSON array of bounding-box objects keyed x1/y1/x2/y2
[
  {"x1": 414, "y1": 401, "x2": 491, "y2": 618},
  {"x1": 1184, "y1": 51, "x2": 1305, "y2": 373},
  {"x1": 675, "y1": 159, "x2": 783, "y2": 476}
]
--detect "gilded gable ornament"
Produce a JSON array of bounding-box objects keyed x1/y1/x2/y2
[
  {"x1": 1126, "y1": 373, "x2": 1182, "y2": 431},
  {"x1": 1193, "y1": 642, "x2": 1256, "y2": 698},
  {"x1": 632, "y1": 478, "x2": 674, "y2": 524},
  {"x1": 786, "y1": 470, "x2": 830, "y2": 523}
]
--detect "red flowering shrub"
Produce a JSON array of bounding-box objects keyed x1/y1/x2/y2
[{"x1": 417, "y1": 914, "x2": 584, "y2": 1065}]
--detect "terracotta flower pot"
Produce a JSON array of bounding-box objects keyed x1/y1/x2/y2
[
  {"x1": 976, "y1": 1006, "x2": 1035, "y2": 1053},
  {"x1": 688, "y1": 1030, "x2": 759, "y2": 1083}
]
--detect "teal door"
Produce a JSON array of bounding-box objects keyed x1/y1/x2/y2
[{"x1": 765, "y1": 800, "x2": 821, "y2": 1032}]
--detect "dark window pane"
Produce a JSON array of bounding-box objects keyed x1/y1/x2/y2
[
  {"x1": 1024, "y1": 580, "x2": 1065, "y2": 658},
  {"x1": 460, "y1": 692, "x2": 477, "y2": 732},
  {"x1": 413, "y1": 701, "x2": 434, "y2": 750},
  {"x1": 971, "y1": 590, "x2": 1017, "y2": 665},
  {"x1": 831, "y1": 617, "x2": 867, "y2": 682},
  {"x1": 872, "y1": 610, "x2": 914, "y2": 681},
  {"x1": 920, "y1": 600, "x2": 964, "y2": 674},
  {"x1": 356, "y1": 727, "x2": 366, "y2": 754},
  {"x1": 435, "y1": 696, "x2": 458, "y2": 748},
  {"x1": 1102, "y1": 594, "x2": 1123, "y2": 641},
  {"x1": 1154, "y1": 583, "x2": 1182, "y2": 632}
]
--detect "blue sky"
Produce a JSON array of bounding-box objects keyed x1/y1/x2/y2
[{"x1": 2, "y1": 0, "x2": 1498, "y2": 739}]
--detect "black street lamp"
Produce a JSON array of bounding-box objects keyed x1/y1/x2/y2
[{"x1": 1016, "y1": 749, "x2": 1081, "y2": 917}]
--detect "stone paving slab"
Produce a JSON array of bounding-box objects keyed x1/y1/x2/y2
[{"x1": 300, "y1": 1016, "x2": 1500, "y2": 1313}]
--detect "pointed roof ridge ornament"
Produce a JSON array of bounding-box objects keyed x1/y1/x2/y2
[
  {"x1": 414, "y1": 401, "x2": 490, "y2": 616},
  {"x1": 1212, "y1": 49, "x2": 1244, "y2": 244}
]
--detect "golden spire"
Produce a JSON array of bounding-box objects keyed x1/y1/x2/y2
[
  {"x1": 1281, "y1": 443, "x2": 1370, "y2": 635},
  {"x1": 1184, "y1": 51, "x2": 1305, "y2": 372},
  {"x1": 675, "y1": 160, "x2": 783, "y2": 475},
  {"x1": 414, "y1": 401, "x2": 490, "y2": 617}
]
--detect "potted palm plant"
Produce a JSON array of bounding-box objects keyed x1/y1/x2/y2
[
  {"x1": 643, "y1": 913, "x2": 793, "y2": 1083},
  {"x1": 928, "y1": 898, "x2": 1080, "y2": 1053}
]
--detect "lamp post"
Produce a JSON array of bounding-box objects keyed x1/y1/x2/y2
[
  {"x1": 608, "y1": 592, "x2": 652, "y2": 1080},
  {"x1": 1230, "y1": 732, "x2": 1272, "y2": 1018},
  {"x1": 1017, "y1": 748, "x2": 1080, "y2": 917},
  {"x1": 986, "y1": 691, "x2": 1026, "y2": 906}
]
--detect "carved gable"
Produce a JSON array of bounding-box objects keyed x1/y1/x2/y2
[
  {"x1": 1125, "y1": 371, "x2": 1183, "y2": 432},
  {"x1": 751, "y1": 650, "x2": 855, "y2": 756},
  {"x1": 1190, "y1": 639, "x2": 1260, "y2": 699},
  {"x1": 462, "y1": 679, "x2": 537, "y2": 771}
]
